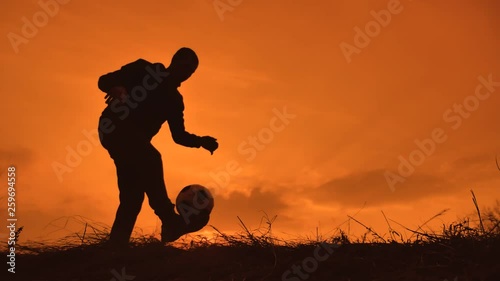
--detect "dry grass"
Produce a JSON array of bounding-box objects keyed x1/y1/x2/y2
[{"x1": 3, "y1": 192, "x2": 500, "y2": 281}]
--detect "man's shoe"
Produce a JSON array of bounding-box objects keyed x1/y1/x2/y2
[
  {"x1": 161, "y1": 212, "x2": 210, "y2": 242},
  {"x1": 161, "y1": 214, "x2": 187, "y2": 242}
]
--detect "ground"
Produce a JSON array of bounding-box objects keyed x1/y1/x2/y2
[
  {"x1": 5, "y1": 229, "x2": 500, "y2": 281},
  {"x1": 5, "y1": 199, "x2": 500, "y2": 281}
]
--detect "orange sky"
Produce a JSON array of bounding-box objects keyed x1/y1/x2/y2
[{"x1": 1, "y1": 0, "x2": 500, "y2": 244}]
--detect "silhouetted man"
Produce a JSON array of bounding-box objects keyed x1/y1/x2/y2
[{"x1": 97, "y1": 47, "x2": 218, "y2": 247}]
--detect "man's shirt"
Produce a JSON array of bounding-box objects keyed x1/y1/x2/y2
[{"x1": 98, "y1": 59, "x2": 201, "y2": 147}]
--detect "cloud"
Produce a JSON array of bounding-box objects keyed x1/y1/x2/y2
[
  {"x1": 445, "y1": 153, "x2": 500, "y2": 185},
  {"x1": 300, "y1": 169, "x2": 459, "y2": 208},
  {"x1": 0, "y1": 147, "x2": 35, "y2": 175},
  {"x1": 210, "y1": 187, "x2": 290, "y2": 229}
]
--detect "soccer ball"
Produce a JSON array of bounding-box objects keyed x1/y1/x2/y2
[{"x1": 175, "y1": 184, "x2": 214, "y2": 219}]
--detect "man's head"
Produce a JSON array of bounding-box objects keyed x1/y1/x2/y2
[{"x1": 168, "y1": 47, "x2": 199, "y2": 83}]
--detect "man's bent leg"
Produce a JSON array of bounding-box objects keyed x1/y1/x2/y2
[
  {"x1": 141, "y1": 144, "x2": 176, "y2": 222},
  {"x1": 140, "y1": 144, "x2": 205, "y2": 242}
]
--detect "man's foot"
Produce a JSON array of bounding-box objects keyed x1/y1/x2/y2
[
  {"x1": 161, "y1": 212, "x2": 210, "y2": 243},
  {"x1": 161, "y1": 214, "x2": 187, "y2": 242}
]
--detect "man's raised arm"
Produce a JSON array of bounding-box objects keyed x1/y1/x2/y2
[
  {"x1": 168, "y1": 106, "x2": 219, "y2": 155},
  {"x1": 168, "y1": 109, "x2": 203, "y2": 148}
]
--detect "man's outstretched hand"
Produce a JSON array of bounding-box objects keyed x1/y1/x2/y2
[{"x1": 200, "y1": 136, "x2": 218, "y2": 155}]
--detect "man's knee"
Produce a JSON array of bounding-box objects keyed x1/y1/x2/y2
[{"x1": 148, "y1": 194, "x2": 170, "y2": 209}]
